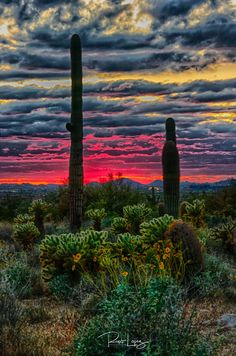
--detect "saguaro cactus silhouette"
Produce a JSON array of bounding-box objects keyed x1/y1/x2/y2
[
  {"x1": 162, "y1": 118, "x2": 180, "y2": 218},
  {"x1": 66, "y1": 34, "x2": 83, "y2": 232}
]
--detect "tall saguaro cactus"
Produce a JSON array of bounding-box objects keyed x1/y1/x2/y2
[
  {"x1": 162, "y1": 118, "x2": 180, "y2": 218},
  {"x1": 66, "y1": 34, "x2": 83, "y2": 232}
]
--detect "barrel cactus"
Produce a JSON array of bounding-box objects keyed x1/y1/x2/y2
[{"x1": 164, "y1": 221, "x2": 204, "y2": 278}]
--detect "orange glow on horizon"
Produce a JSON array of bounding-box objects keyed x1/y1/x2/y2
[{"x1": 1, "y1": 174, "x2": 235, "y2": 186}]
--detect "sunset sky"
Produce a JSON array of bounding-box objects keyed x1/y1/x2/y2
[{"x1": 0, "y1": 0, "x2": 236, "y2": 184}]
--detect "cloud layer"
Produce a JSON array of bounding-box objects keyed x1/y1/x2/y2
[{"x1": 0, "y1": 0, "x2": 236, "y2": 183}]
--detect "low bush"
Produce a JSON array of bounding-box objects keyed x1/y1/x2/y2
[
  {"x1": 192, "y1": 253, "x2": 233, "y2": 297},
  {"x1": 75, "y1": 277, "x2": 216, "y2": 356},
  {"x1": 1, "y1": 257, "x2": 41, "y2": 298}
]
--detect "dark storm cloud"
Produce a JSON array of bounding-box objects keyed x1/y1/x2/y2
[
  {"x1": 0, "y1": 70, "x2": 68, "y2": 80},
  {"x1": 85, "y1": 50, "x2": 218, "y2": 72},
  {"x1": 148, "y1": 0, "x2": 207, "y2": 22},
  {"x1": 192, "y1": 91, "x2": 236, "y2": 102},
  {"x1": 0, "y1": 85, "x2": 69, "y2": 100},
  {"x1": 0, "y1": 99, "x2": 70, "y2": 115},
  {"x1": 29, "y1": 26, "x2": 152, "y2": 50},
  {"x1": 86, "y1": 114, "x2": 164, "y2": 128},
  {"x1": 165, "y1": 13, "x2": 236, "y2": 48}
]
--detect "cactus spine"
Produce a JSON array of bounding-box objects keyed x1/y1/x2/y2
[
  {"x1": 66, "y1": 34, "x2": 83, "y2": 232},
  {"x1": 162, "y1": 118, "x2": 180, "y2": 218}
]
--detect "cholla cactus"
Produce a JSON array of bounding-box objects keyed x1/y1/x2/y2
[
  {"x1": 40, "y1": 229, "x2": 108, "y2": 281},
  {"x1": 140, "y1": 215, "x2": 174, "y2": 243},
  {"x1": 29, "y1": 199, "x2": 48, "y2": 237},
  {"x1": 123, "y1": 204, "x2": 152, "y2": 234},
  {"x1": 181, "y1": 199, "x2": 205, "y2": 228},
  {"x1": 212, "y1": 218, "x2": 236, "y2": 255},
  {"x1": 86, "y1": 208, "x2": 107, "y2": 231},
  {"x1": 13, "y1": 222, "x2": 40, "y2": 250},
  {"x1": 14, "y1": 214, "x2": 34, "y2": 224},
  {"x1": 111, "y1": 217, "x2": 127, "y2": 234}
]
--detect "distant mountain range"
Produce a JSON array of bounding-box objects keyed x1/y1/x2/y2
[{"x1": 0, "y1": 178, "x2": 235, "y2": 198}]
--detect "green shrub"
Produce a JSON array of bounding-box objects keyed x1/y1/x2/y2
[
  {"x1": 197, "y1": 228, "x2": 212, "y2": 247},
  {"x1": 86, "y1": 208, "x2": 107, "y2": 231},
  {"x1": 192, "y1": 254, "x2": 233, "y2": 297},
  {"x1": 13, "y1": 222, "x2": 40, "y2": 251},
  {"x1": 75, "y1": 277, "x2": 216, "y2": 356},
  {"x1": 48, "y1": 274, "x2": 74, "y2": 300},
  {"x1": 1, "y1": 258, "x2": 39, "y2": 298}
]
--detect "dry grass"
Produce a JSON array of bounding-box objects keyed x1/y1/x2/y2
[
  {"x1": 4, "y1": 297, "x2": 79, "y2": 356},
  {"x1": 185, "y1": 296, "x2": 236, "y2": 356}
]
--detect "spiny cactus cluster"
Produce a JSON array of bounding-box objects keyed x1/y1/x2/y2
[
  {"x1": 40, "y1": 230, "x2": 108, "y2": 281},
  {"x1": 13, "y1": 222, "x2": 40, "y2": 251},
  {"x1": 111, "y1": 203, "x2": 152, "y2": 235},
  {"x1": 86, "y1": 208, "x2": 107, "y2": 231},
  {"x1": 162, "y1": 118, "x2": 180, "y2": 218},
  {"x1": 180, "y1": 199, "x2": 205, "y2": 228},
  {"x1": 29, "y1": 199, "x2": 49, "y2": 237},
  {"x1": 140, "y1": 215, "x2": 174, "y2": 243},
  {"x1": 211, "y1": 218, "x2": 236, "y2": 255}
]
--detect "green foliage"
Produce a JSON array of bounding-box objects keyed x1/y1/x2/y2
[
  {"x1": 0, "y1": 193, "x2": 31, "y2": 221},
  {"x1": 164, "y1": 221, "x2": 204, "y2": 278},
  {"x1": 84, "y1": 180, "x2": 148, "y2": 216},
  {"x1": 13, "y1": 222, "x2": 40, "y2": 250},
  {"x1": 197, "y1": 228, "x2": 212, "y2": 247},
  {"x1": 111, "y1": 217, "x2": 127, "y2": 234},
  {"x1": 1, "y1": 255, "x2": 41, "y2": 298},
  {"x1": 140, "y1": 214, "x2": 174, "y2": 243},
  {"x1": 181, "y1": 199, "x2": 205, "y2": 228},
  {"x1": 40, "y1": 230, "x2": 108, "y2": 281},
  {"x1": 86, "y1": 208, "x2": 107, "y2": 231},
  {"x1": 192, "y1": 254, "x2": 233, "y2": 297},
  {"x1": 75, "y1": 277, "x2": 215, "y2": 356},
  {"x1": 48, "y1": 274, "x2": 74, "y2": 301},
  {"x1": 123, "y1": 203, "x2": 152, "y2": 234}
]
